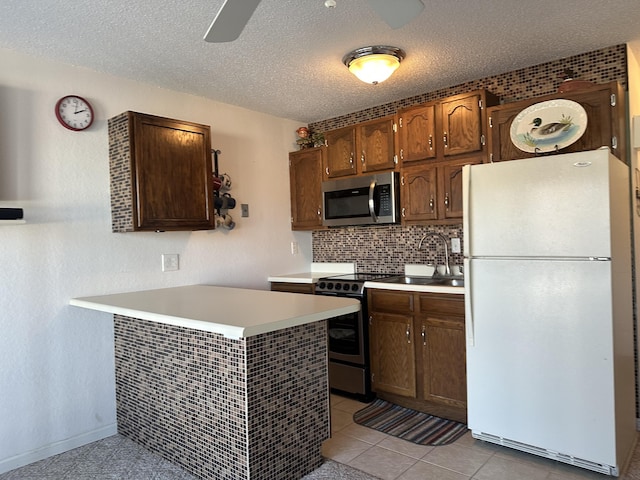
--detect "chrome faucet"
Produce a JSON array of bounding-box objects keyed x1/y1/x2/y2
[{"x1": 418, "y1": 232, "x2": 451, "y2": 277}]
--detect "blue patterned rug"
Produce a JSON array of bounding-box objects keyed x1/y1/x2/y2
[{"x1": 353, "y1": 399, "x2": 467, "y2": 446}]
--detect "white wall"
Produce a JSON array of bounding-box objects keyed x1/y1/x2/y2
[
  {"x1": 0, "y1": 47, "x2": 312, "y2": 473},
  {"x1": 627, "y1": 42, "x2": 640, "y2": 425}
]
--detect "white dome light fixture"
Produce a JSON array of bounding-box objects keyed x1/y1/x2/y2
[{"x1": 342, "y1": 46, "x2": 406, "y2": 85}]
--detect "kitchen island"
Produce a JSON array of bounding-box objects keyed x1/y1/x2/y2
[{"x1": 70, "y1": 285, "x2": 360, "y2": 480}]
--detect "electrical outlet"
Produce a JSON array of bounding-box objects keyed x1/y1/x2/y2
[
  {"x1": 291, "y1": 242, "x2": 299, "y2": 255},
  {"x1": 451, "y1": 238, "x2": 461, "y2": 254},
  {"x1": 162, "y1": 254, "x2": 179, "y2": 272},
  {"x1": 241, "y1": 204, "x2": 249, "y2": 217}
]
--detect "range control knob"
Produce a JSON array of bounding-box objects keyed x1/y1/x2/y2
[
  {"x1": 351, "y1": 284, "x2": 359, "y2": 292},
  {"x1": 335, "y1": 283, "x2": 342, "y2": 291},
  {"x1": 318, "y1": 281, "x2": 326, "y2": 289},
  {"x1": 327, "y1": 282, "x2": 334, "y2": 290}
]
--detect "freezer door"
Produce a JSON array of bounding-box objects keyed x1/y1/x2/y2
[
  {"x1": 464, "y1": 150, "x2": 622, "y2": 258},
  {"x1": 465, "y1": 258, "x2": 617, "y2": 466}
]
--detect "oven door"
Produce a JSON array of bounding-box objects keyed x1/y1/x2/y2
[{"x1": 327, "y1": 308, "x2": 365, "y2": 365}]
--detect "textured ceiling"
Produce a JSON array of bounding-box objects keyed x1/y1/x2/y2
[{"x1": 2, "y1": 0, "x2": 640, "y2": 123}]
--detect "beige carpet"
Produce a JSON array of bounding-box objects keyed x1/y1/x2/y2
[{"x1": 302, "y1": 460, "x2": 380, "y2": 480}]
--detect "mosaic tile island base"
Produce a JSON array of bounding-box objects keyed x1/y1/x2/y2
[{"x1": 115, "y1": 315, "x2": 329, "y2": 480}]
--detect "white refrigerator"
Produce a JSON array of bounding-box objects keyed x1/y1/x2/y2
[{"x1": 462, "y1": 148, "x2": 636, "y2": 476}]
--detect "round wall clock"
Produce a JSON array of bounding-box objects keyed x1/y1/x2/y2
[{"x1": 55, "y1": 95, "x2": 94, "y2": 131}]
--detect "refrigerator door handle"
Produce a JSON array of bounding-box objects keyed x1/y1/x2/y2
[
  {"x1": 464, "y1": 257, "x2": 474, "y2": 346},
  {"x1": 462, "y1": 166, "x2": 470, "y2": 257}
]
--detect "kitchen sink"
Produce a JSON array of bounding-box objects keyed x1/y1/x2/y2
[{"x1": 378, "y1": 276, "x2": 464, "y2": 287}]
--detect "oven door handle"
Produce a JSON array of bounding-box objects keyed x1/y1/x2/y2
[
  {"x1": 316, "y1": 292, "x2": 362, "y2": 299},
  {"x1": 368, "y1": 179, "x2": 378, "y2": 223}
]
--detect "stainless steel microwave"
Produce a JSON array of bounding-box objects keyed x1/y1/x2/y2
[{"x1": 322, "y1": 172, "x2": 400, "y2": 227}]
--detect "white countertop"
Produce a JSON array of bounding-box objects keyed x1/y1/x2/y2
[
  {"x1": 267, "y1": 262, "x2": 355, "y2": 284},
  {"x1": 70, "y1": 284, "x2": 360, "y2": 339},
  {"x1": 364, "y1": 280, "x2": 464, "y2": 295}
]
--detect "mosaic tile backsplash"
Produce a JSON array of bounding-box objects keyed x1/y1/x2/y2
[
  {"x1": 310, "y1": 44, "x2": 627, "y2": 273},
  {"x1": 313, "y1": 224, "x2": 463, "y2": 274},
  {"x1": 114, "y1": 315, "x2": 329, "y2": 480},
  {"x1": 108, "y1": 112, "x2": 135, "y2": 233}
]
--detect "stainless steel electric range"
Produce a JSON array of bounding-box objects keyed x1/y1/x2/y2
[{"x1": 315, "y1": 272, "x2": 391, "y2": 401}]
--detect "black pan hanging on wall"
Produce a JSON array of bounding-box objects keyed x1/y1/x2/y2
[{"x1": 203, "y1": 0, "x2": 425, "y2": 43}]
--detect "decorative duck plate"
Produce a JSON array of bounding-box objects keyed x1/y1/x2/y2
[{"x1": 510, "y1": 99, "x2": 588, "y2": 153}]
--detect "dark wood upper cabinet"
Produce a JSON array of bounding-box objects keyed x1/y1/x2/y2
[
  {"x1": 400, "y1": 164, "x2": 439, "y2": 223},
  {"x1": 289, "y1": 147, "x2": 325, "y2": 230},
  {"x1": 324, "y1": 115, "x2": 396, "y2": 177},
  {"x1": 441, "y1": 92, "x2": 484, "y2": 157},
  {"x1": 358, "y1": 116, "x2": 397, "y2": 173},
  {"x1": 487, "y1": 81, "x2": 626, "y2": 163},
  {"x1": 109, "y1": 112, "x2": 215, "y2": 232},
  {"x1": 397, "y1": 103, "x2": 437, "y2": 163},
  {"x1": 397, "y1": 90, "x2": 499, "y2": 166},
  {"x1": 324, "y1": 126, "x2": 357, "y2": 178}
]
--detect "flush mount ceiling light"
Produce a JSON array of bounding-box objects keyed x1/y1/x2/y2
[{"x1": 342, "y1": 46, "x2": 406, "y2": 85}]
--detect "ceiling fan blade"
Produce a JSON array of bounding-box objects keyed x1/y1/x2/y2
[
  {"x1": 203, "y1": 0, "x2": 262, "y2": 43},
  {"x1": 367, "y1": 0, "x2": 424, "y2": 29}
]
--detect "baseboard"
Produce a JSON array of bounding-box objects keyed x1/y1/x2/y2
[{"x1": 0, "y1": 423, "x2": 117, "y2": 475}]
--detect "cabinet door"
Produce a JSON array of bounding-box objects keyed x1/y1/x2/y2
[
  {"x1": 418, "y1": 293, "x2": 466, "y2": 407},
  {"x1": 325, "y1": 126, "x2": 357, "y2": 178},
  {"x1": 369, "y1": 312, "x2": 416, "y2": 398},
  {"x1": 401, "y1": 164, "x2": 438, "y2": 223},
  {"x1": 441, "y1": 93, "x2": 482, "y2": 157},
  {"x1": 358, "y1": 117, "x2": 396, "y2": 173},
  {"x1": 440, "y1": 158, "x2": 481, "y2": 219},
  {"x1": 419, "y1": 316, "x2": 466, "y2": 407},
  {"x1": 397, "y1": 104, "x2": 437, "y2": 163},
  {"x1": 289, "y1": 148, "x2": 324, "y2": 230},
  {"x1": 487, "y1": 84, "x2": 619, "y2": 163},
  {"x1": 132, "y1": 114, "x2": 214, "y2": 231}
]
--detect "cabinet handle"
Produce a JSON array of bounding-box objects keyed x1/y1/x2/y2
[
  {"x1": 361, "y1": 150, "x2": 366, "y2": 165},
  {"x1": 369, "y1": 315, "x2": 373, "y2": 325},
  {"x1": 317, "y1": 207, "x2": 321, "y2": 217},
  {"x1": 429, "y1": 197, "x2": 434, "y2": 211},
  {"x1": 421, "y1": 325, "x2": 426, "y2": 345},
  {"x1": 406, "y1": 324, "x2": 411, "y2": 343},
  {"x1": 400, "y1": 148, "x2": 404, "y2": 160},
  {"x1": 402, "y1": 207, "x2": 406, "y2": 218},
  {"x1": 349, "y1": 152, "x2": 354, "y2": 166},
  {"x1": 428, "y1": 135, "x2": 433, "y2": 150},
  {"x1": 401, "y1": 175, "x2": 405, "y2": 186},
  {"x1": 325, "y1": 167, "x2": 329, "y2": 175},
  {"x1": 444, "y1": 193, "x2": 450, "y2": 209},
  {"x1": 443, "y1": 132, "x2": 448, "y2": 148}
]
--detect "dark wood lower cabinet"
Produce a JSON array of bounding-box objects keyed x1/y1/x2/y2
[
  {"x1": 270, "y1": 282, "x2": 315, "y2": 294},
  {"x1": 368, "y1": 289, "x2": 466, "y2": 423}
]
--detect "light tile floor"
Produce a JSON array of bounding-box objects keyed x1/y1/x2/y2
[
  {"x1": 326, "y1": 394, "x2": 640, "y2": 480},
  {"x1": 2, "y1": 394, "x2": 639, "y2": 479}
]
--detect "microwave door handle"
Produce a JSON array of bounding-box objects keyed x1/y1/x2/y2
[{"x1": 368, "y1": 179, "x2": 378, "y2": 223}]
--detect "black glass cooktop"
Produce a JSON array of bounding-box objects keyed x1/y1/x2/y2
[{"x1": 320, "y1": 273, "x2": 390, "y2": 282}]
